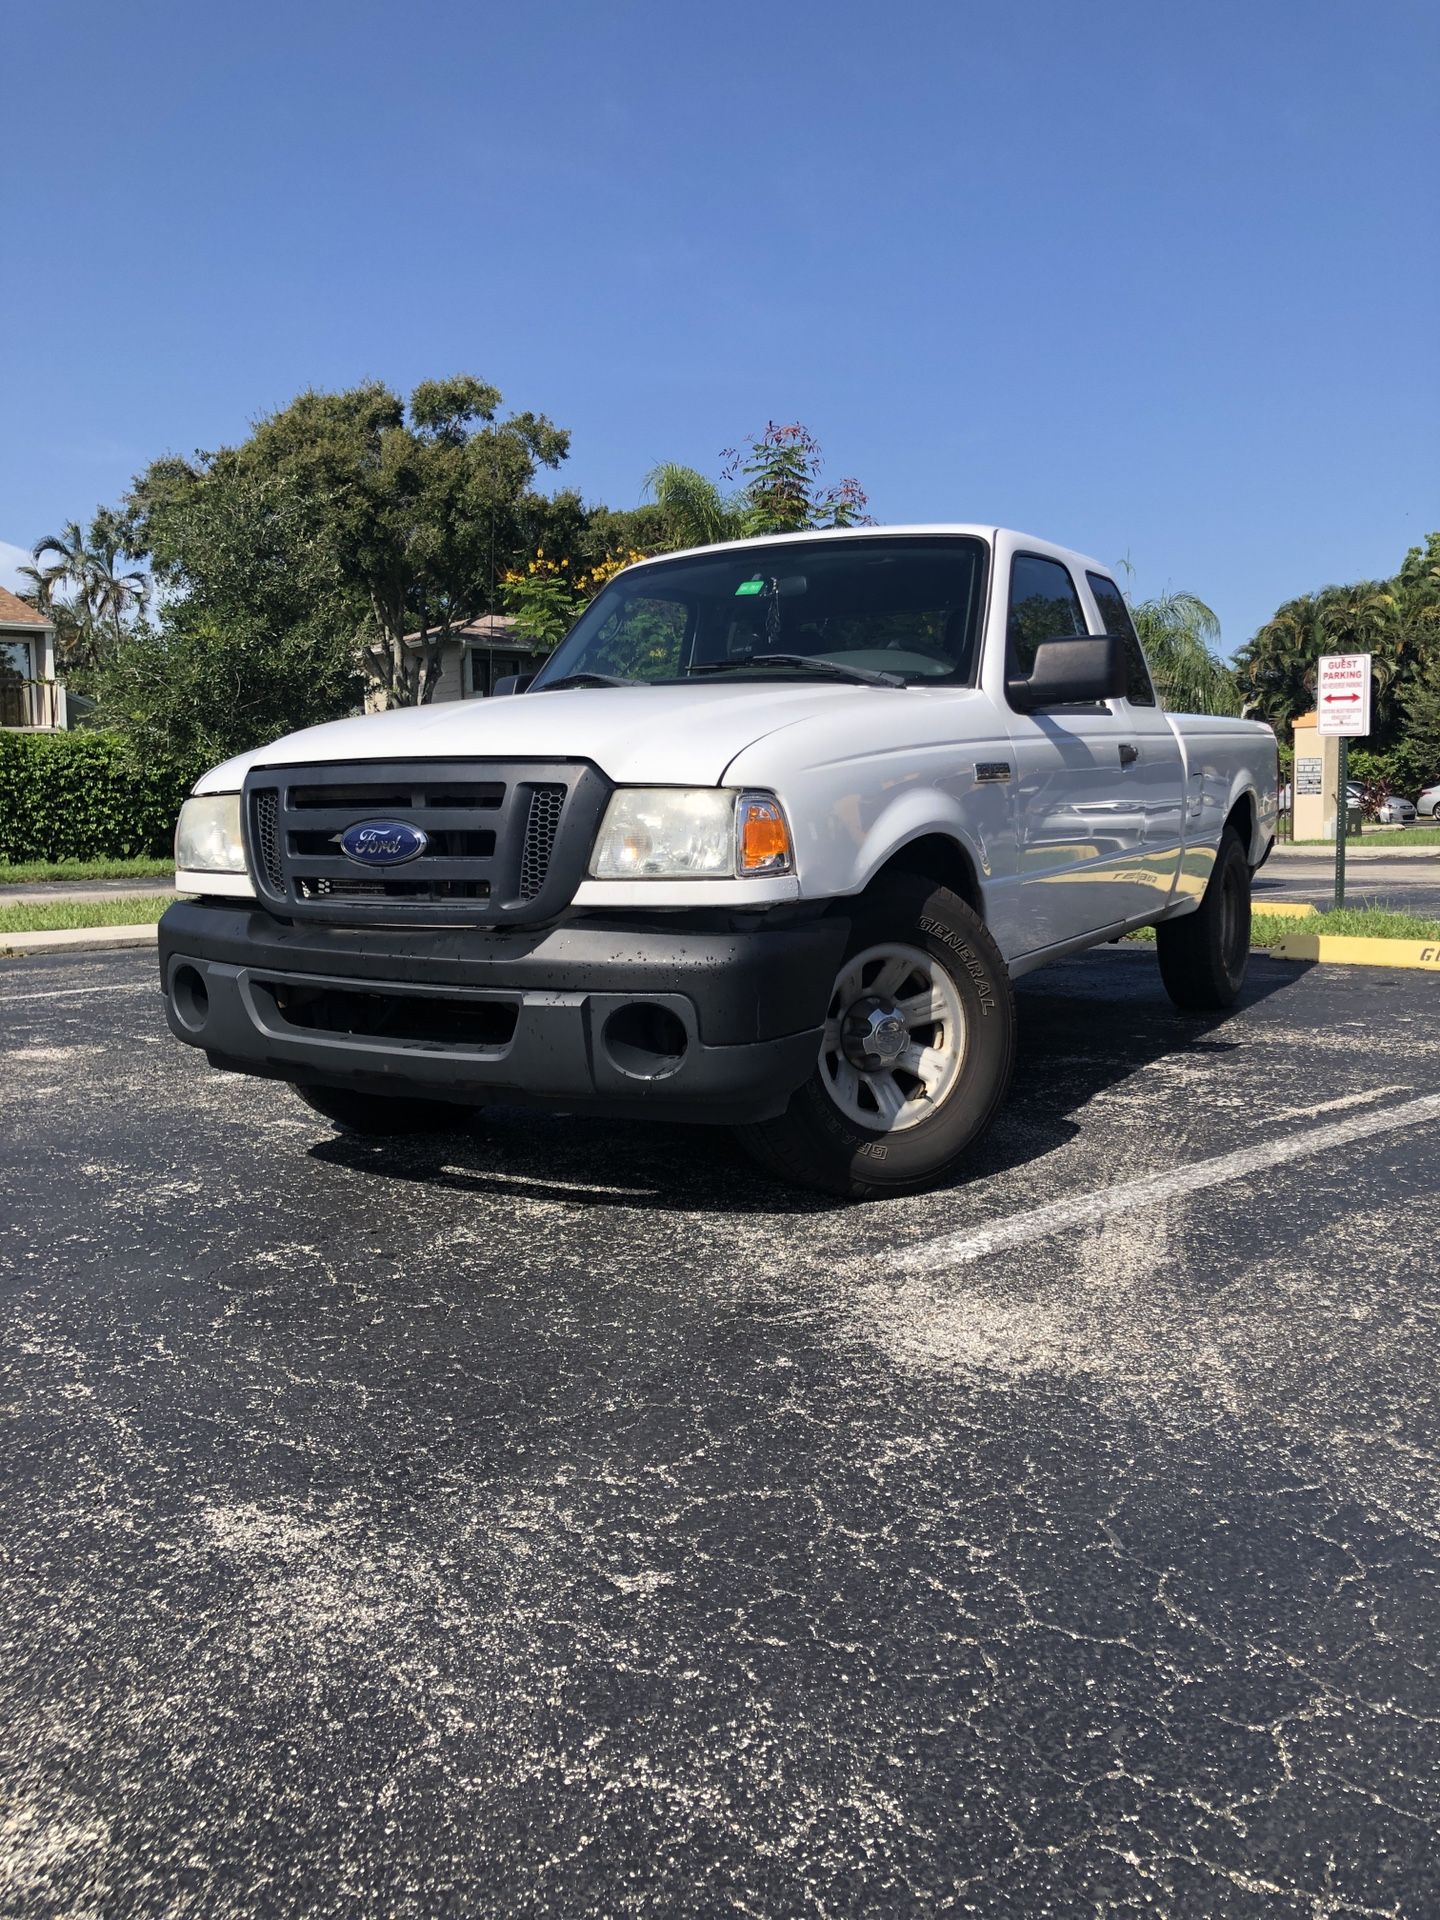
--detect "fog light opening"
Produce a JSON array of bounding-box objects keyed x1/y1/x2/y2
[
  {"x1": 602, "y1": 1002, "x2": 689, "y2": 1079},
  {"x1": 171, "y1": 962, "x2": 210, "y2": 1034}
]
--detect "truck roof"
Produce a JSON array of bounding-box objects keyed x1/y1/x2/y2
[{"x1": 624, "y1": 524, "x2": 1112, "y2": 578}]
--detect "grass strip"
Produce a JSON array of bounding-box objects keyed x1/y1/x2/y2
[
  {"x1": 0, "y1": 857, "x2": 173, "y2": 884},
  {"x1": 1284, "y1": 829, "x2": 1440, "y2": 848},
  {"x1": 1127, "y1": 906, "x2": 1440, "y2": 948},
  {"x1": 0, "y1": 895, "x2": 173, "y2": 935}
]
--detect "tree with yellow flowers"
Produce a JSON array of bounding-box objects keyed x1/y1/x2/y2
[{"x1": 501, "y1": 548, "x2": 648, "y2": 651}]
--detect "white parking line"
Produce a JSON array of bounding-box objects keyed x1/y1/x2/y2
[
  {"x1": 3, "y1": 983, "x2": 155, "y2": 1005},
  {"x1": 906, "y1": 1089, "x2": 1440, "y2": 1271},
  {"x1": 1270, "y1": 1084, "x2": 1411, "y2": 1120}
]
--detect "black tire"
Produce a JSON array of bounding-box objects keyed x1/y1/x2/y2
[
  {"x1": 735, "y1": 875, "x2": 1016, "y2": 1200},
  {"x1": 1156, "y1": 828, "x2": 1251, "y2": 1011},
  {"x1": 293, "y1": 1083, "x2": 471, "y2": 1136}
]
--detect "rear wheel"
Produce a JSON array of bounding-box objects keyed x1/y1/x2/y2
[
  {"x1": 736, "y1": 875, "x2": 1015, "y2": 1199},
  {"x1": 1156, "y1": 828, "x2": 1251, "y2": 1011},
  {"x1": 293, "y1": 1084, "x2": 471, "y2": 1136}
]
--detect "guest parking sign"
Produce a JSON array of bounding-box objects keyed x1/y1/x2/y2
[{"x1": 1316, "y1": 654, "x2": 1373, "y2": 737}]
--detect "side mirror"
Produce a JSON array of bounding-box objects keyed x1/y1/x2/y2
[
  {"x1": 492, "y1": 673, "x2": 535, "y2": 697},
  {"x1": 1008, "y1": 634, "x2": 1128, "y2": 711}
]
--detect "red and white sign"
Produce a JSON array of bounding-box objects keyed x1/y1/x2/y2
[{"x1": 1316, "y1": 653, "x2": 1372, "y2": 737}]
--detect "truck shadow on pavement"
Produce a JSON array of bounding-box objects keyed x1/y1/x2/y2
[{"x1": 307, "y1": 954, "x2": 1307, "y2": 1215}]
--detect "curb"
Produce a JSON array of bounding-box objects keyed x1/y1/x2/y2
[
  {"x1": 0, "y1": 886, "x2": 177, "y2": 909},
  {"x1": 0, "y1": 924, "x2": 161, "y2": 959},
  {"x1": 1256, "y1": 900, "x2": 1318, "y2": 918},
  {"x1": 1270, "y1": 843, "x2": 1440, "y2": 861},
  {"x1": 1269, "y1": 933, "x2": 1440, "y2": 970}
]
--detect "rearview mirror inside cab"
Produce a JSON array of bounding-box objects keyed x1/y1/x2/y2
[{"x1": 1008, "y1": 634, "x2": 1128, "y2": 711}]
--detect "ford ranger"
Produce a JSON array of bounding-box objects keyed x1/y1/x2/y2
[{"x1": 158, "y1": 526, "x2": 1278, "y2": 1196}]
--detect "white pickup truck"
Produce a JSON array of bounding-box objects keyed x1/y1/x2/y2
[{"x1": 160, "y1": 526, "x2": 1278, "y2": 1196}]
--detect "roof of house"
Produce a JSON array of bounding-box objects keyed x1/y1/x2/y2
[
  {"x1": 0, "y1": 586, "x2": 50, "y2": 630},
  {"x1": 401, "y1": 613, "x2": 541, "y2": 651}
]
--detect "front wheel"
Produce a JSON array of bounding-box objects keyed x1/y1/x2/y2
[
  {"x1": 735, "y1": 876, "x2": 1016, "y2": 1199},
  {"x1": 1156, "y1": 828, "x2": 1251, "y2": 1011}
]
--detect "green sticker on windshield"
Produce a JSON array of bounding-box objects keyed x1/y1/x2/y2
[{"x1": 735, "y1": 578, "x2": 764, "y2": 595}]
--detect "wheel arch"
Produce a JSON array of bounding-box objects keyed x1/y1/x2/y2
[
  {"x1": 864, "y1": 830, "x2": 985, "y2": 918},
  {"x1": 1224, "y1": 786, "x2": 1260, "y2": 864}
]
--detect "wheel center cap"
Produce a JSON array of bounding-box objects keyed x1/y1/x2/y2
[{"x1": 841, "y1": 996, "x2": 908, "y2": 1069}]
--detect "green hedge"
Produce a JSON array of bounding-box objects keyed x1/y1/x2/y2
[{"x1": 0, "y1": 731, "x2": 194, "y2": 864}]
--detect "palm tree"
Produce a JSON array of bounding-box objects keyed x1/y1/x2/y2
[
  {"x1": 1130, "y1": 590, "x2": 1238, "y2": 715},
  {"x1": 642, "y1": 463, "x2": 745, "y2": 548},
  {"x1": 88, "y1": 530, "x2": 149, "y2": 646},
  {"x1": 22, "y1": 516, "x2": 148, "y2": 674},
  {"x1": 1234, "y1": 592, "x2": 1327, "y2": 731},
  {"x1": 27, "y1": 520, "x2": 93, "y2": 611}
]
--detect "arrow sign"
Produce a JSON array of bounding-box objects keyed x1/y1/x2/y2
[{"x1": 1316, "y1": 654, "x2": 1372, "y2": 737}]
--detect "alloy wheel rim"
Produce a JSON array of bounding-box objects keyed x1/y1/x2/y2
[{"x1": 819, "y1": 942, "x2": 967, "y2": 1133}]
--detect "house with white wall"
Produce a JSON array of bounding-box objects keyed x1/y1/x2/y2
[
  {"x1": 0, "y1": 587, "x2": 64, "y2": 729},
  {"x1": 407, "y1": 613, "x2": 549, "y2": 703}
]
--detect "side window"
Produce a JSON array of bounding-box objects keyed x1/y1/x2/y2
[
  {"x1": 1086, "y1": 572, "x2": 1155, "y2": 706},
  {"x1": 1006, "y1": 553, "x2": 1086, "y2": 678}
]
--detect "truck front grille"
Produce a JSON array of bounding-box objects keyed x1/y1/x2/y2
[
  {"x1": 241, "y1": 758, "x2": 609, "y2": 927},
  {"x1": 253, "y1": 788, "x2": 283, "y2": 893},
  {"x1": 520, "y1": 785, "x2": 566, "y2": 900}
]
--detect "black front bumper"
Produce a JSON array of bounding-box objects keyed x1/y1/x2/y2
[{"x1": 158, "y1": 899, "x2": 848, "y2": 1124}]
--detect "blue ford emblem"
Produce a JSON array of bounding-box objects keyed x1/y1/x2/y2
[{"x1": 339, "y1": 819, "x2": 429, "y2": 866}]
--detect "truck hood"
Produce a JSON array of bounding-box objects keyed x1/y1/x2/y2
[{"x1": 193, "y1": 681, "x2": 913, "y2": 793}]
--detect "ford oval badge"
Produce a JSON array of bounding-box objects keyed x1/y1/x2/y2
[{"x1": 339, "y1": 819, "x2": 429, "y2": 866}]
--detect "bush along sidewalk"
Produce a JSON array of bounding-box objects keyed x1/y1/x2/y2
[{"x1": 0, "y1": 732, "x2": 192, "y2": 864}]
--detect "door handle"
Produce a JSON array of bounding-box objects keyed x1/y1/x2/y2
[{"x1": 1119, "y1": 743, "x2": 1139, "y2": 767}]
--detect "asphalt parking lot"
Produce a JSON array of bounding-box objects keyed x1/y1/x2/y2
[
  {"x1": 1257, "y1": 850, "x2": 1440, "y2": 918},
  {"x1": 3, "y1": 943, "x2": 1440, "y2": 1917}
]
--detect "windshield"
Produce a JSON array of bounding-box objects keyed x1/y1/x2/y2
[{"x1": 530, "y1": 535, "x2": 989, "y2": 688}]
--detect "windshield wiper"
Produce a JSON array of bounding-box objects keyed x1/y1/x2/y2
[
  {"x1": 689, "y1": 653, "x2": 906, "y2": 689},
  {"x1": 534, "y1": 672, "x2": 641, "y2": 692}
]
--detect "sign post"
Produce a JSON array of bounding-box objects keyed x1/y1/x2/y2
[{"x1": 1316, "y1": 653, "x2": 1373, "y2": 910}]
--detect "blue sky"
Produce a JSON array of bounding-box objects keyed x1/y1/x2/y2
[{"x1": 3, "y1": 0, "x2": 1436, "y2": 652}]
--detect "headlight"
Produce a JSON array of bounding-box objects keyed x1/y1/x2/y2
[
  {"x1": 589, "y1": 789, "x2": 794, "y2": 879},
  {"x1": 175, "y1": 793, "x2": 247, "y2": 874}
]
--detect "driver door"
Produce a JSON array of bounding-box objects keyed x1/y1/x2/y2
[{"x1": 1003, "y1": 552, "x2": 1176, "y2": 954}]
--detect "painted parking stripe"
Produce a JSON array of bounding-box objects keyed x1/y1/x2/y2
[
  {"x1": 3, "y1": 983, "x2": 156, "y2": 1005},
  {"x1": 906, "y1": 1089, "x2": 1440, "y2": 1271}
]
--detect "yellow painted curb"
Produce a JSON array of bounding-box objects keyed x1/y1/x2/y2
[
  {"x1": 1256, "y1": 900, "x2": 1318, "y2": 918},
  {"x1": 1269, "y1": 933, "x2": 1440, "y2": 970}
]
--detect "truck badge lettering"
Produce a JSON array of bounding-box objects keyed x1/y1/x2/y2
[{"x1": 918, "y1": 916, "x2": 996, "y2": 1014}]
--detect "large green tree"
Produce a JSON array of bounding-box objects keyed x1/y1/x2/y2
[
  {"x1": 124, "y1": 376, "x2": 569, "y2": 709},
  {"x1": 1235, "y1": 543, "x2": 1440, "y2": 749},
  {"x1": 95, "y1": 604, "x2": 361, "y2": 789},
  {"x1": 1234, "y1": 591, "x2": 1328, "y2": 730}
]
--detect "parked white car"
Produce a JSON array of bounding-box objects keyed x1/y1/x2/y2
[
  {"x1": 1418, "y1": 784, "x2": 1440, "y2": 819},
  {"x1": 160, "y1": 526, "x2": 1279, "y2": 1197},
  {"x1": 1375, "y1": 794, "x2": 1417, "y2": 825}
]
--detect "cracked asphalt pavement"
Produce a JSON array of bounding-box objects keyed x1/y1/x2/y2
[{"x1": 2, "y1": 944, "x2": 1439, "y2": 1917}]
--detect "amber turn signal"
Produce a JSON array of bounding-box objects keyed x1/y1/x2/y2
[{"x1": 738, "y1": 794, "x2": 794, "y2": 874}]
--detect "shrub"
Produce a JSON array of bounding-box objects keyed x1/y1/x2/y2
[{"x1": 0, "y1": 731, "x2": 192, "y2": 863}]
